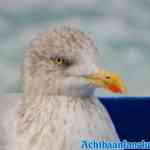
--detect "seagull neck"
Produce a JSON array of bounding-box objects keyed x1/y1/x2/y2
[{"x1": 22, "y1": 87, "x2": 94, "y2": 111}]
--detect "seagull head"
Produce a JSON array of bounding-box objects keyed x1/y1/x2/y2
[{"x1": 24, "y1": 26, "x2": 126, "y2": 97}]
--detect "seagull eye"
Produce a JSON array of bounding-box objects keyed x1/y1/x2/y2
[
  {"x1": 49, "y1": 56, "x2": 72, "y2": 67},
  {"x1": 55, "y1": 57, "x2": 64, "y2": 65},
  {"x1": 49, "y1": 57, "x2": 66, "y2": 65}
]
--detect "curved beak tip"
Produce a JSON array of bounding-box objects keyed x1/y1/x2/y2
[
  {"x1": 108, "y1": 74, "x2": 127, "y2": 94},
  {"x1": 109, "y1": 84, "x2": 127, "y2": 94}
]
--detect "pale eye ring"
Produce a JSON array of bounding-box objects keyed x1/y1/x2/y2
[
  {"x1": 55, "y1": 57, "x2": 64, "y2": 64},
  {"x1": 48, "y1": 56, "x2": 72, "y2": 67}
]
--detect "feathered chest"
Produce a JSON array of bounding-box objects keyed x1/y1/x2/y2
[{"x1": 16, "y1": 96, "x2": 116, "y2": 150}]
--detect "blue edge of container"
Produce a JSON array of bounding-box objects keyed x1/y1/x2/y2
[{"x1": 99, "y1": 97, "x2": 150, "y2": 141}]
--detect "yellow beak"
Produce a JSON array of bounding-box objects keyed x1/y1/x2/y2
[{"x1": 83, "y1": 68, "x2": 127, "y2": 94}]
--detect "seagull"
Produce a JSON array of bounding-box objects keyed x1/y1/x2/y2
[{"x1": 0, "y1": 26, "x2": 126, "y2": 150}]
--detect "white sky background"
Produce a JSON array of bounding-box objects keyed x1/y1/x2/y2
[{"x1": 0, "y1": 0, "x2": 150, "y2": 96}]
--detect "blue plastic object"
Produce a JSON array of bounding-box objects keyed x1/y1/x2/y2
[{"x1": 100, "y1": 97, "x2": 150, "y2": 141}]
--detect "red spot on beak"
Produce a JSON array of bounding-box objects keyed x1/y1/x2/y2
[{"x1": 109, "y1": 84, "x2": 122, "y2": 93}]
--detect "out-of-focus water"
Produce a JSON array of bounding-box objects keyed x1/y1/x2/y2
[{"x1": 0, "y1": 0, "x2": 150, "y2": 96}]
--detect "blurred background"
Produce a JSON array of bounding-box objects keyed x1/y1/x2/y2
[{"x1": 0, "y1": 0, "x2": 150, "y2": 96}]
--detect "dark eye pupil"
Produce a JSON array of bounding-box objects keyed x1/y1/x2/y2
[
  {"x1": 106, "y1": 76, "x2": 110, "y2": 79},
  {"x1": 50, "y1": 57, "x2": 71, "y2": 66},
  {"x1": 57, "y1": 58, "x2": 61, "y2": 62}
]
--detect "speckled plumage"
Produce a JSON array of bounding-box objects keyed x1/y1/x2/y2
[
  {"x1": 24, "y1": 26, "x2": 98, "y2": 98},
  {"x1": 17, "y1": 95, "x2": 118, "y2": 150},
  {"x1": 0, "y1": 26, "x2": 119, "y2": 150}
]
